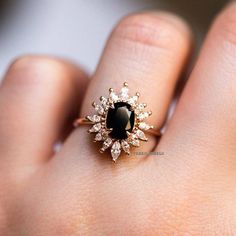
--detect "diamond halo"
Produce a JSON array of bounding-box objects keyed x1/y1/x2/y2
[{"x1": 82, "y1": 82, "x2": 154, "y2": 162}]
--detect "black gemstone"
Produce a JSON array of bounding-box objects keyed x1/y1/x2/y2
[{"x1": 106, "y1": 102, "x2": 135, "y2": 139}]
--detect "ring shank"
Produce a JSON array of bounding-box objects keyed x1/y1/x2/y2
[{"x1": 74, "y1": 118, "x2": 162, "y2": 137}]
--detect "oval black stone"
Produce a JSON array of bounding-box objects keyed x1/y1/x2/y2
[{"x1": 106, "y1": 102, "x2": 135, "y2": 139}]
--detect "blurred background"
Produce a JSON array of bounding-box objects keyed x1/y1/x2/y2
[{"x1": 0, "y1": 0, "x2": 228, "y2": 77}]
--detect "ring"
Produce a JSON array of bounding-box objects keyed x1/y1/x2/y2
[{"x1": 74, "y1": 82, "x2": 161, "y2": 162}]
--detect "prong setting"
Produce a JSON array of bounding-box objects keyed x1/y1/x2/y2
[{"x1": 85, "y1": 82, "x2": 154, "y2": 161}]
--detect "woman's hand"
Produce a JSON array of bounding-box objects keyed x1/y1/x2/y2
[{"x1": 1, "y1": 2, "x2": 236, "y2": 235}]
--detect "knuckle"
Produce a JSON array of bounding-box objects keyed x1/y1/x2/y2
[
  {"x1": 6, "y1": 55, "x2": 68, "y2": 86},
  {"x1": 112, "y1": 12, "x2": 189, "y2": 51},
  {"x1": 11, "y1": 55, "x2": 51, "y2": 71}
]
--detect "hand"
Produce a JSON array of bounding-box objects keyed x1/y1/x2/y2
[{"x1": 1, "y1": 2, "x2": 236, "y2": 235}]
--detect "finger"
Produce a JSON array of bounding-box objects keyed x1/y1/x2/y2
[
  {"x1": 59, "y1": 11, "x2": 191, "y2": 165},
  {"x1": 43, "y1": 13, "x2": 191, "y2": 234},
  {"x1": 0, "y1": 55, "x2": 88, "y2": 170},
  {"x1": 159, "y1": 2, "x2": 236, "y2": 166}
]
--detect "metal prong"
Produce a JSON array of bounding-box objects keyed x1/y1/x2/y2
[
  {"x1": 136, "y1": 92, "x2": 140, "y2": 97},
  {"x1": 100, "y1": 96, "x2": 105, "y2": 101},
  {"x1": 92, "y1": 101, "x2": 96, "y2": 107},
  {"x1": 106, "y1": 128, "x2": 113, "y2": 134},
  {"x1": 148, "y1": 111, "x2": 152, "y2": 116},
  {"x1": 109, "y1": 88, "x2": 114, "y2": 93},
  {"x1": 85, "y1": 115, "x2": 92, "y2": 121},
  {"x1": 123, "y1": 82, "x2": 128, "y2": 87},
  {"x1": 110, "y1": 103, "x2": 115, "y2": 109}
]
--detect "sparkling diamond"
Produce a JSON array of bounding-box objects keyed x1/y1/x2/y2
[
  {"x1": 89, "y1": 123, "x2": 102, "y2": 133},
  {"x1": 111, "y1": 141, "x2": 121, "y2": 161},
  {"x1": 129, "y1": 138, "x2": 140, "y2": 147},
  {"x1": 87, "y1": 115, "x2": 101, "y2": 123},
  {"x1": 106, "y1": 102, "x2": 135, "y2": 139},
  {"x1": 95, "y1": 132, "x2": 103, "y2": 141},
  {"x1": 121, "y1": 140, "x2": 130, "y2": 154},
  {"x1": 138, "y1": 112, "x2": 150, "y2": 121},
  {"x1": 128, "y1": 95, "x2": 138, "y2": 106},
  {"x1": 138, "y1": 122, "x2": 153, "y2": 130},
  {"x1": 109, "y1": 92, "x2": 119, "y2": 102},
  {"x1": 95, "y1": 105, "x2": 104, "y2": 115},
  {"x1": 136, "y1": 129, "x2": 148, "y2": 141},
  {"x1": 119, "y1": 86, "x2": 129, "y2": 100},
  {"x1": 136, "y1": 103, "x2": 146, "y2": 112},
  {"x1": 101, "y1": 138, "x2": 113, "y2": 151},
  {"x1": 128, "y1": 133, "x2": 140, "y2": 147}
]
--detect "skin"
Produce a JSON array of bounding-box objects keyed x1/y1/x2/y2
[{"x1": 1, "y1": 2, "x2": 236, "y2": 235}]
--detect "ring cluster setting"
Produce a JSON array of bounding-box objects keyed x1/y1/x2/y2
[{"x1": 74, "y1": 82, "x2": 159, "y2": 162}]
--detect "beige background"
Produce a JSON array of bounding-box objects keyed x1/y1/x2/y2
[{"x1": 0, "y1": 0, "x2": 228, "y2": 76}]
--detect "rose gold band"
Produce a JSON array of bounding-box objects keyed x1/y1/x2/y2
[
  {"x1": 74, "y1": 118, "x2": 162, "y2": 137},
  {"x1": 74, "y1": 118, "x2": 94, "y2": 126}
]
